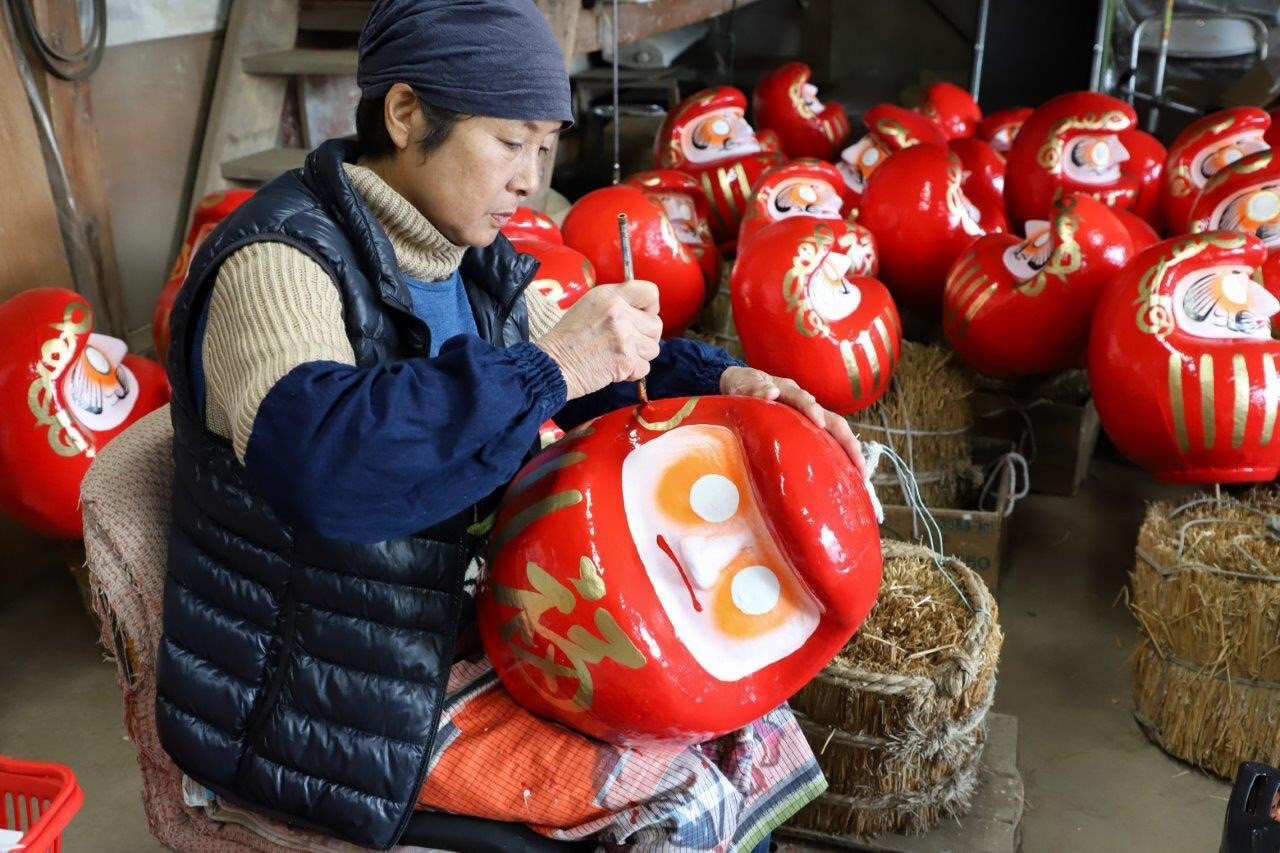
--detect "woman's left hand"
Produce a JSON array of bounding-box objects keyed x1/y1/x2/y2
[{"x1": 719, "y1": 366, "x2": 868, "y2": 480}]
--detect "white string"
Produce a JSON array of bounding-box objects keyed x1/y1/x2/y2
[
  {"x1": 979, "y1": 451, "x2": 1029, "y2": 518},
  {"x1": 864, "y1": 440, "x2": 975, "y2": 613}
]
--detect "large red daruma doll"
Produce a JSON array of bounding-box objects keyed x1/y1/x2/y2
[
  {"x1": 654, "y1": 86, "x2": 784, "y2": 250},
  {"x1": 836, "y1": 103, "x2": 947, "y2": 212},
  {"x1": 153, "y1": 189, "x2": 254, "y2": 361},
  {"x1": 0, "y1": 289, "x2": 170, "y2": 538},
  {"x1": 1089, "y1": 232, "x2": 1280, "y2": 483},
  {"x1": 1005, "y1": 92, "x2": 1139, "y2": 227},
  {"x1": 562, "y1": 185, "x2": 706, "y2": 336},
  {"x1": 918, "y1": 81, "x2": 982, "y2": 140},
  {"x1": 476, "y1": 395, "x2": 883, "y2": 745},
  {"x1": 859, "y1": 143, "x2": 1007, "y2": 313},
  {"x1": 943, "y1": 193, "x2": 1135, "y2": 378},
  {"x1": 732, "y1": 218, "x2": 894, "y2": 413},
  {"x1": 625, "y1": 169, "x2": 722, "y2": 299},
  {"x1": 751, "y1": 62, "x2": 850, "y2": 160},
  {"x1": 736, "y1": 159, "x2": 851, "y2": 251},
  {"x1": 1162, "y1": 108, "x2": 1270, "y2": 235}
]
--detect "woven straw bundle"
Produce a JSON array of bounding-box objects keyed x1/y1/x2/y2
[
  {"x1": 689, "y1": 271, "x2": 744, "y2": 361},
  {"x1": 1129, "y1": 489, "x2": 1280, "y2": 779},
  {"x1": 849, "y1": 343, "x2": 975, "y2": 508},
  {"x1": 785, "y1": 541, "x2": 1003, "y2": 841}
]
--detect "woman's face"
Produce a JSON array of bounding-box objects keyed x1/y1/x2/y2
[{"x1": 380, "y1": 85, "x2": 562, "y2": 247}]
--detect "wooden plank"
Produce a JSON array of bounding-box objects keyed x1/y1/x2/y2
[
  {"x1": 298, "y1": 0, "x2": 370, "y2": 32},
  {"x1": 575, "y1": 0, "x2": 767, "y2": 55},
  {"x1": 25, "y1": 0, "x2": 126, "y2": 337},
  {"x1": 244, "y1": 48, "x2": 358, "y2": 76},
  {"x1": 187, "y1": 0, "x2": 298, "y2": 219},
  {"x1": 221, "y1": 148, "x2": 308, "y2": 183},
  {"x1": 0, "y1": 14, "x2": 73, "y2": 303}
]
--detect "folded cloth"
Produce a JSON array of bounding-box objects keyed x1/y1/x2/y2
[{"x1": 419, "y1": 658, "x2": 826, "y2": 851}]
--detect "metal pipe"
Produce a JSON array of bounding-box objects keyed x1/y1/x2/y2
[
  {"x1": 611, "y1": 0, "x2": 621, "y2": 184},
  {"x1": 1147, "y1": 0, "x2": 1176, "y2": 133},
  {"x1": 969, "y1": 0, "x2": 990, "y2": 101},
  {"x1": 1089, "y1": 0, "x2": 1110, "y2": 91}
]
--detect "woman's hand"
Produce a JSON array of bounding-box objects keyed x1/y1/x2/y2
[{"x1": 719, "y1": 365, "x2": 868, "y2": 480}]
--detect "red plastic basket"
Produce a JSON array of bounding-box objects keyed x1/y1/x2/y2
[{"x1": 0, "y1": 757, "x2": 83, "y2": 853}]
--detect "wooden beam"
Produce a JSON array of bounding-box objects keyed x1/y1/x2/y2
[
  {"x1": 187, "y1": 0, "x2": 298, "y2": 221},
  {"x1": 25, "y1": 0, "x2": 126, "y2": 337},
  {"x1": 575, "y1": 0, "x2": 767, "y2": 55},
  {"x1": 0, "y1": 10, "x2": 73, "y2": 304}
]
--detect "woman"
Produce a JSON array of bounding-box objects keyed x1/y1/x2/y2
[{"x1": 155, "y1": 0, "x2": 863, "y2": 849}]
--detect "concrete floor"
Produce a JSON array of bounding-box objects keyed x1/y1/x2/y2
[{"x1": 0, "y1": 448, "x2": 1232, "y2": 852}]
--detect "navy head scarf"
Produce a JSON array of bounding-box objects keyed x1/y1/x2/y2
[{"x1": 357, "y1": 0, "x2": 574, "y2": 125}]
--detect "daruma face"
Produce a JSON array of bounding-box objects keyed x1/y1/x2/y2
[
  {"x1": 1189, "y1": 150, "x2": 1280, "y2": 253},
  {"x1": 477, "y1": 395, "x2": 883, "y2": 745},
  {"x1": 0, "y1": 288, "x2": 169, "y2": 538},
  {"x1": 750, "y1": 62, "x2": 850, "y2": 160},
  {"x1": 738, "y1": 159, "x2": 849, "y2": 251},
  {"x1": 979, "y1": 107, "x2": 1032, "y2": 154},
  {"x1": 624, "y1": 170, "x2": 724, "y2": 300},
  {"x1": 1163, "y1": 108, "x2": 1270, "y2": 233},
  {"x1": 836, "y1": 103, "x2": 947, "y2": 203},
  {"x1": 1088, "y1": 231, "x2": 1280, "y2": 484}
]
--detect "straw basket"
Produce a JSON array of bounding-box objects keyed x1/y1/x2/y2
[
  {"x1": 784, "y1": 541, "x2": 1003, "y2": 842},
  {"x1": 1129, "y1": 489, "x2": 1280, "y2": 779},
  {"x1": 849, "y1": 342, "x2": 976, "y2": 508}
]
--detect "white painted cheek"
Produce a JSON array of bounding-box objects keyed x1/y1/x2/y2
[
  {"x1": 678, "y1": 531, "x2": 752, "y2": 590},
  {"x1": 690, "y1": 474, "x2": 739, "y2": 522},
  {"x1": 1249, "y1": 282, "x2": 1280, "y2": 320},
  {"x1": 731, "y1": 565, "x2": 781, "y2": 615}
]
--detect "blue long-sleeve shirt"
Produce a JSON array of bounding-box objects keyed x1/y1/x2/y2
[{"x1": 236, "y1": 298, "x2": 739, "y2": 543}]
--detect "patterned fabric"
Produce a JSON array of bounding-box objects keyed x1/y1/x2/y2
[{"x1": 420, "y1": 658, "x2": 826, "y2": 851}]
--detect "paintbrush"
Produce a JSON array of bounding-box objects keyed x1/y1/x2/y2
[{"x1": 617, "y1": 213, "x2": 649, "y2": 404}]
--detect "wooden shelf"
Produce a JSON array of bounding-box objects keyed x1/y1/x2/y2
[
  {"x1": 221, "y1": 148, "x2": 308, "y2": 183},
  {"x1": 243, "y1": 48, "x2": 358, "y2": 76}
]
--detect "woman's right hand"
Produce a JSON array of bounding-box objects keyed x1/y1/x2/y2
[{"x1": 533, "y1": 280, "x2": 663, "y2": 399}]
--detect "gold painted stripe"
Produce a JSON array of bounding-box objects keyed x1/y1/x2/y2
[
  {"x1": 716, "y1": 166, "x2": 740, "y2": 223},
  {"x1": 964, "y1": 282, "x2": 998, "y2": 324},
  {"x1": 858, "y1": 331, "x2": 881, "y2": 391},
  {"x1": 873, "y1": 315, "x2": 894, "y2": 374},
  {"x1": 491, "y1": 490, "x2": 583, "y2": 553},
  {"x1": 957, "y1": 274, "x2": 990, "y2": 311},
  {"x1": 840, "y1": 339, "x2": 863, "y2": 399},
  {"x1": 945, "y1": 257, "x2": 981, "y2": 298},
  {"x1": 506, "y1": 451, "x2": 587, "y2": 500},
  {"x1": 734, "y1": 162, "x2": 753, "y2": 208},
  {"x1": 1263, "y1": 354, "x2": 1279, "y2": 447},
  {"x1": 1168, "y1": 354, "x2": 1190, "y2": 454},
  {"x1": 635, "y1": 396, "x2": 700, "y2": 431},
  {"x1": 1232, "y1": 354, "x2": 1249, "y2": 450},
  {"x1": 1200, "y1": 354, "x2": 1215, "y2": 450},
  {"x1": 699, "y1": 172, "x2": 725, "y2": 231}
]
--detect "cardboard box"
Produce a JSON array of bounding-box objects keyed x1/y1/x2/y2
[
  {"x1": 876, "y1": 462, "x2": 1012, "y2": 595},
  {"x1": 971, "y1": 372, "x2": 1101, "y2": 498}
]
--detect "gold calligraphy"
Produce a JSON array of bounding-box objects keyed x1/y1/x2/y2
[{"x1": 26, "y1": 300, "x2": 94, "y2": 458}]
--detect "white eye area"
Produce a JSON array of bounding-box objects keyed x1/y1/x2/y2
[
  {"x1": 1221, "y1": 147, "x2": 1244, "y2": 166},
  {"x1": 1090, "y1": 140, "x2": 1110, "y2": 166},
  {"x1": 797, "y1": 185, "x2": 818, "y2": 204},
  {"x1": 860, "y1": 147, "x2": 881, "y2": 167},
  {"x1": 689, "y1": 473, "x2": 739, "y2": 523},
  {"x1": 1221, "y1": 274, "x2": 1250, "y2": 305},
  {"x1": 711, "y1": 118, "x2": 731, "y2": 137},
  {"x1": 1247, "y1": 191, "x2": 1280, "y2": 222},
  {"x1": 731, "y1": 565, "x2": 781, "y2": 615},
  {"x1": 84, "y1": 346, "x2": 110, "y2": 374}
]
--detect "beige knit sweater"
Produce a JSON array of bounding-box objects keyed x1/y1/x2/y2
[{"x1": 202, "y1": 163, "x2": 565, "y2": 462}]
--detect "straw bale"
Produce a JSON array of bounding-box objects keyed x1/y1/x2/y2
[
  {"x1": 850, "y1": 343, "x2": 974, "y2": 508},
  {"x1": 1130, "y1": 488, "x2": 1280, "y2": 682},
  {"x1": 785, "y1": 541, "x2": 1002, "y2": 839},
  {"x1": 689, "y1": 271, "x2": 744, "y2": 360},
  {"x1": 1132, "y1": 639, "x2": 1280, "y2": 780}
]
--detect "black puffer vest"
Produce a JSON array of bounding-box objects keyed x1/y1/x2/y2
[{"x1": 156, "y1": 139, "x2": 537, "y2": 849}]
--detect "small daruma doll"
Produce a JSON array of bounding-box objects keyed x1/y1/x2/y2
[
  {"x1": 562, "y1": 185, "x2": 706, "y2": 336},
  {"x1": 153, "y1": 189, "x2": 254, "y2": 361},
  {"x1": 1162, "y1": 108, "x2": 1270, "y2": 234},
  {"x1": 625, "y1": 169, "x2": 722, "y2": 297},
  {"x1": 501, "y1": 207, "x2": 564, "y2": 245},
  {"x1": 0, "y1": 288, "x2": 170, "y2": 538},
  {"x1": 979, "y1": 107, "x2": 1032, "y2": 155},
  {"x1": 1089, "y1": 231, "x2": 1280, "y2": 483},
  {"x1": 513, "y1": 240, "x2": 596, "y2": 310},
  {"x1": 1004, "y1": 92, "x2": 1139, "y2": 227},
  {"x1": 736, "y1": 159, "x2": 850, "y2": 251},
  {"x1": 476, "y1": 395, "x2": 883, "y2": 745},
  {"x1": 943, "y1": 193, "x2": 1135, "y2": 378},
  {"x1": 732, "y1": 218, "x2": 895, "y2": 413},
  {"x1": 1188, "y1": 149, "x2": 1280, "y2": 256},
  {"x1": 918, "y1": 81, "x2": 982, "y2": 140},
  {"x1": 836, "y1": 103, "x2": 947, "y2": 211},
  {"x1": 751, "y1": 62, "x2": 850, "y2": 160},
  {"x1": 859, "y1": 143, "x2": 1007, "y2": 313},
  {"x1": 654, "y1": 86, "x2": 784, "y2": 249}
]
